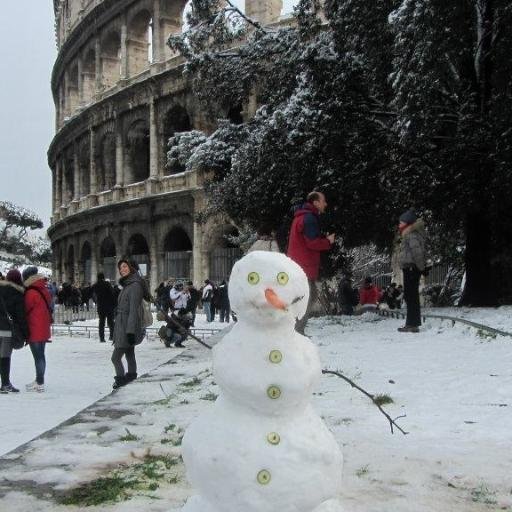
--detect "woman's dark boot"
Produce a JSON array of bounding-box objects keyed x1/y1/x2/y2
[
  {"x1": 113, "y1": 376, "x2": 127, "y2": 389},
  {"x1": 125, "y1": 372, "x2": 137, "y2": 383}
]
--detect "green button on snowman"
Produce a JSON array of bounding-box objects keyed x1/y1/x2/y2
[{"x1": 181, "y1": 251, "x2": 344, "y2": 512}]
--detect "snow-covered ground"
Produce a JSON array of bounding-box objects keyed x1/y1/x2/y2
[
  {"x1": 0, "y1": 311, "x2": 511, "y2": 511},
  {"x1": 0, "y1": 313, "x2": 227, "y2": 456},
  {"x1": 426, "y1": 306, "x2": 512, "y2": 333}
]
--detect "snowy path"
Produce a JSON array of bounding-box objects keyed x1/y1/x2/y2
[
  {"x1": 0, "y1": 314, "x2": 227, "y2": 457},
  {"x1": 313, "y1": 314, "x2": 512, "y2": 511},
  {"x1": 0, "y1": 313, "x2": 510, "y2": 511}
]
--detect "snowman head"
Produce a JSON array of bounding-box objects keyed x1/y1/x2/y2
[{"x1": 229, "y1": 251, "x2": 309, "y2": 325}]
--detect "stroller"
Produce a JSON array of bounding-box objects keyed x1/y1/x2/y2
[{"x1": 158, "y1": 309, "x2": 193, "y2": 348}]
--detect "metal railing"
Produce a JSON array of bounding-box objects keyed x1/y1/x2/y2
[
  {"x1": 51, "y1": 323, "x2": 221, "y2": 342},
  {"x1": 53, "y1": 304, "x2": 98, "y2": 324},
  {"x1": 377, "y1": 308, "x2": 512, "y2": 339}
]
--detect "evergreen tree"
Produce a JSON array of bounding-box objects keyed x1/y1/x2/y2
[
  {"x1": 168, "y1": 0, "x2": 512, "y2": 302},
  {"x1": 388, "y1": 0, "x2": 512, "y2": 305},
  {"x1": 0, "y1": 201, "x2": 43, "y2": 254}
]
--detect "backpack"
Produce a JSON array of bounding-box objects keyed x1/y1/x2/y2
[{"x1": 141, "y1": 300, "x2": 153, "y2": 328}]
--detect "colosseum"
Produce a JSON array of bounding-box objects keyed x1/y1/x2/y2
[{"x1": 48, "y1": 0, "x2": 285, "y2": 292}]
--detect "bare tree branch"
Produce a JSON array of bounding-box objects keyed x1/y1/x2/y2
[
  {"x1": 322, "y1": 369, "x2": 409, "y2": 435},
  {"x1": 166, "y1": 320, "x2": 407, "y2": 435}
]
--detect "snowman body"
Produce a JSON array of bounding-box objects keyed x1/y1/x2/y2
[{"x1": 181, "y1": 252, "x2": 343, "y2": 512}]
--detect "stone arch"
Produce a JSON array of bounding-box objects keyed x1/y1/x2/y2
[
  {"x1": 78, "y1": 139, "x2": 90, "y2": 198},
  {"x1": 53, "y1": 244, "x2": 63, "y2": 284},
  {"x1": 163, "y1": 105, "x2": 192, "y2": 174},
  {"x1": 67, "y1": 63, "x2": 79, "y2": 115},
  {"x1": 127, "y1": 9, "x2": 153, "y2": 76},
  {"x1": 81, "y1": 241, "x2": 92, "y2": 284},
  {"x1": 63, "y1": 150, "x2": 75, "y2": 203},
  {"x1": 66, "y1": 244, "x2": 75, "y2": 283},
  {"x1": 101, "y1": 30, "x2": 122, "y2": 89},
  {"x1": 163, "y1": 226, "x2": 193, "y2": 280},
  {"x1": 126, "y1": 233, "x2": 150, "y2": 277},
  {"x1": 246, "y1": 0, "x2": 284, "y2": 23},
  {"x1": 97, "y1": 131, "x2": 116, "y2": 191},
  {"x1": 59, "y1": 83, "x2": 66, "y2": 123},
  {"x1": 208, "y1": 224, "x2": 242, "y2": 283},
  {"x1": 227, "y1": 104, "x2": 244, "y2": 125},
  {"x1": 100, "y1": 236, "x2": 117, "y2": 281},
  {"x1": 161, "y1": 0, "x2": 188, "y2": 38},
  {"x1": 126, "y1": 119, "x2": 150, "y2": 184},
  {"x1": 82, "y1": 47, "x2": 96, "y2": 104}
]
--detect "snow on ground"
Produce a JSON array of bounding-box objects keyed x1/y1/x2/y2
[
  {"x1": 426, "y1": 306, "x2": 512, "y2": 333},
  {"x1": 0, "y1": 312, "x2": 511, "y2": 511},
  {"x1": 0, "y1": 312, "x2": 227, "y2": 456}
]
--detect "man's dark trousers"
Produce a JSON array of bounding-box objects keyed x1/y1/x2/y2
[
  {"x1": 99, "y1": 311, "x2": 115, "y2": 342},
  {"x1": 403, "y1": 267, "x2": 421, "y2": 327}
]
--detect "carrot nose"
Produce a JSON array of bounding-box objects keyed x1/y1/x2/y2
[{"x1": 265, "y1": 288, "x2": 287, "y2": 311}]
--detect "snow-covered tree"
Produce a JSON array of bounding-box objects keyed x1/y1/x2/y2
[
  {"x1": 0, "y1": 201, "x2": 44, "y2": 257},
  {"x1": 168, "y1": 0, "x2": 512, "y2": 302},
  {"x1": 388, "y1": 0, "x2": 512, "y2": 305},
  {"x1": 31, "y1": 236, "x2": 52, "y2": 265},
  {"x1": 168, "y1": 0, "x2": 395, "y2": 275}
]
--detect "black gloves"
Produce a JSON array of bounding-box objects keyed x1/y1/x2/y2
[{"x1": 126, "y1": 333, "x2": 136, "y2": 345}]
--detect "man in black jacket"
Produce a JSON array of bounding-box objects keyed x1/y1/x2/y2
[
  {"x1": 0, "y1": 269, "x2": 28, "y2": 392},
  {"x1": 186, "y1": 281, "x2": 201, "y2": 326},
  {"x1": 92, "y1": 273, "x2": 116, "y2": 343},
  {"x1": 217, "y1": 280, "x2": 230, "y2": 322}
]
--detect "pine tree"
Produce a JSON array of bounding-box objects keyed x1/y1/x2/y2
[
  {"x1": 0, "y1": 201, "x2": 43, "y2": 254},
  {"x1": 168, "y1": 0, "x2": 512, "y2": 301},
  {"x1": 389, "y1": 0, "x2": 512, "y2": 305}
]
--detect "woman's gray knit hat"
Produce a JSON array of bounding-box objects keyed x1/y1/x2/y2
[
  {"x1": 399, "y1": 209, "x2": 417, "y2": 225},
  {"x1": 22, "y1": 266, "x2": 39, "y2": 281}
]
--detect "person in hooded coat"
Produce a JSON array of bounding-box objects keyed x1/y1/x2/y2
[
  {"x1": 0, "y1": 269, "x2": 28, "y2": 393},
  {"x1": 398, "y1": 209, "x2": 426, "y2": 333},
  {"x1": 111, "y1": 258, "x2": 150, "y2": 389},
  {"x1": 23, "y1": 266, "x2": 53, "y2": 392}
]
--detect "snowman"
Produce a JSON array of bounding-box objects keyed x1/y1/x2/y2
[{"x1": 181, "y1": 251, "x2": 344, "y2": 512}]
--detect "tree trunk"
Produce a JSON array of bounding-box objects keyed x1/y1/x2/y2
[{"x1": 459, "y1": 211, "x2": 496, "y2": 306}]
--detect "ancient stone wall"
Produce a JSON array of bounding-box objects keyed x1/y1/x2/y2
[{"x1": 50, "y1": 0, "x2": 288, "y2": 290}]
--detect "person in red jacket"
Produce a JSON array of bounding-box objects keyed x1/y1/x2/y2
[
  {"x1": 287, "y1": 191, "x2": 335, "y2": 334},
  {"x1": 22, "y1": 267, "x2": 52, "y2": 393},
  {"x1": 358, "y1": 277, "x2": 382, "y2": 307}
]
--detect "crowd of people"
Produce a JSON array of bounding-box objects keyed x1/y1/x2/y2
[
  {"x1": 154, "y1": 278, "x2": 231, "y2": 325},
  {"x1": 0, "y1": 190, "x2": 425, "y2": 394},
  {"x1": 0, "y1": 259, "x2": 233, "y2": 392}
]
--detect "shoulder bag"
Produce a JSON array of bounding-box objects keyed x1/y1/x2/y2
[{"x1": 0, "y1": 295, "x2": 25, "y2": 350}]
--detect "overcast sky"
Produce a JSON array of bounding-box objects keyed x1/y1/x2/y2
[
  {"x1": 0, "y1": 2, "x2": 56, "y2": 229},
  {"x1": 0, "y1": 1, "x2": 297, "y2": 231}
]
